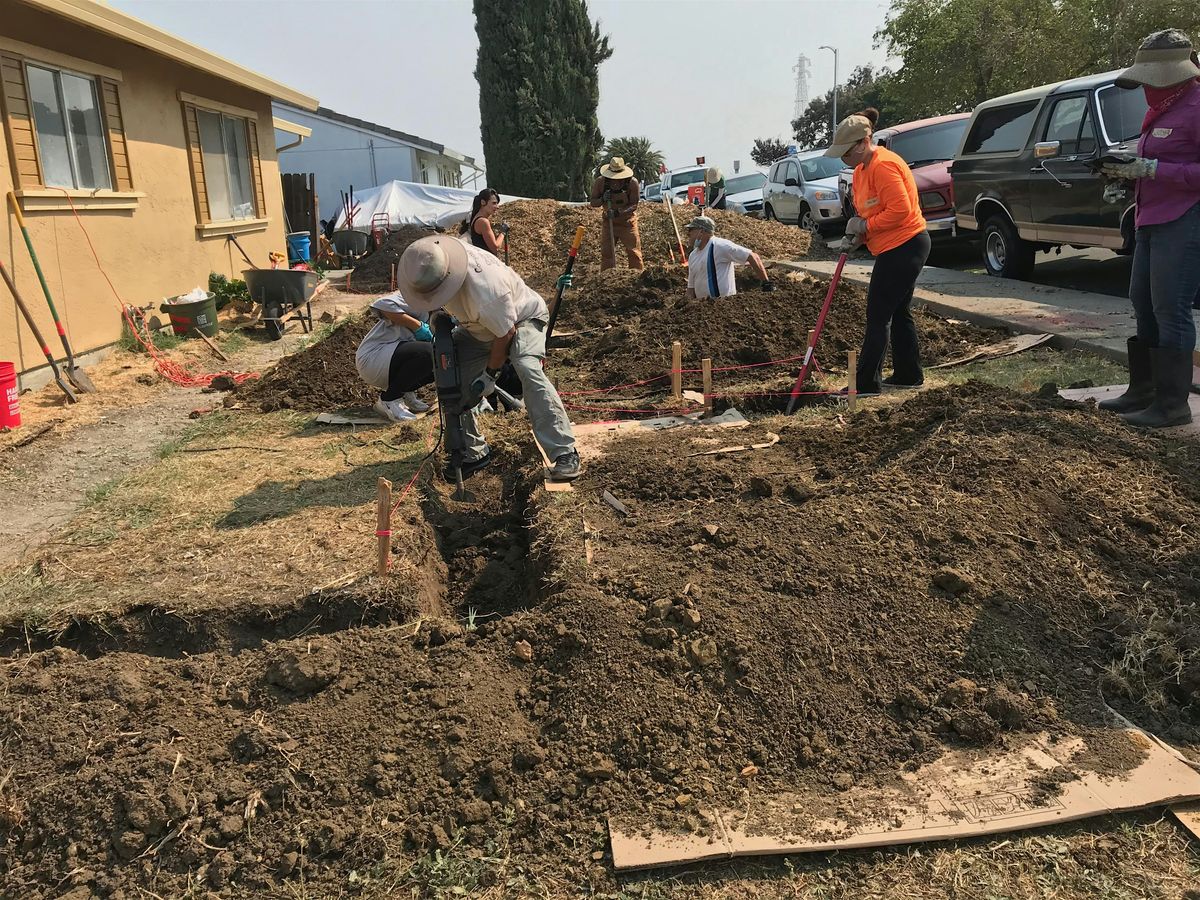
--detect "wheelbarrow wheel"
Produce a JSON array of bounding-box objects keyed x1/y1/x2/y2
[{"x1": 264, "y1": 301, "x2": 285, "y2": 341}]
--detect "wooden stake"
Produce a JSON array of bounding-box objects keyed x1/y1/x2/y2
[
  {"x1": 390, "y1": 262, "x2": 397, "y2": 291},
  {"x1": 671, "y1": 341, "x2": 683, "y2": 400},
  {"x1": 807, "y1": 328, "x2": 817, "y2": 350},
  {"x1": 376, "y1": 477, "x2": 392, "y2": 576},
  {"x1": 192, "y1": 328, "x2": 229, "y2": 362},
  {"x1": 702, "y1": 357, "x2": 713, "y2": 418},
  {"x1": 847, "y1": 350, "x2": 858, "y2": 413}
]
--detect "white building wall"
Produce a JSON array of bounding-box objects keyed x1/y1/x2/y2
[{"x1": 274, "y1": 106, "x2": 420, "y2": 222}]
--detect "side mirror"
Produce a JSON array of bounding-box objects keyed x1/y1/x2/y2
[
  {"x1": 784, "y1": 178, "x2": 799, "y2": 187},
  {"x1": 1034, "y1": 141, "x2": 1061, "y2": 160}
]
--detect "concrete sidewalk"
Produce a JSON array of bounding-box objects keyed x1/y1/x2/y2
[{"x1": 777, "y1": 256, "x2": 1200, "y2": 366}]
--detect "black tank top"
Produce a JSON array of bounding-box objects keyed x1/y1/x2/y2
[{"x1": 469, "y1": 216, "x2": 489, "y2": 251}]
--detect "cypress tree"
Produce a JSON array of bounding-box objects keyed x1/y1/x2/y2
[{"x1": 474, "y1": 0, "x2": 612, "y2": 200}]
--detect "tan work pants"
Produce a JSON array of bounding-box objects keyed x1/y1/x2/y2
[{"x1": 600, "y1": 217, "x2": 645, "y2": 270}]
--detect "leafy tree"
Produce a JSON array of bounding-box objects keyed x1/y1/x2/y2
[
  {"x1": 791, "y1": 66, "x2": 898, "y2": 149},
  {"x1": 876, "y1": 0, "x2": 1200, "y2": 118},
  {"x1": 474, "y1": 0, "x2": 612, "y2": 200},
  {"x1": 600, "y1": 136, "x2": 665, "y2": 185},
  {"x1": 750, "y1": 137, "x2": 789, "y2": 167}
]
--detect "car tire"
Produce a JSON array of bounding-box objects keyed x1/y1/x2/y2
[
  {"x1": 981, "y1": 216, "x2": 1035, "y2": 279},
  {"x1": 798, "y1": 203, "x2": 820, "y2": 236},
  {"x1": 764, "y1": 204, "x2": 777, "y2": 222}
]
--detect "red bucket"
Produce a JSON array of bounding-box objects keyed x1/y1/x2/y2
[{"x1": 0, "y1": 361, "x2": 20, "y2": 429}]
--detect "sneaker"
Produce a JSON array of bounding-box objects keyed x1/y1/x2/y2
[
  {"x1": 549, "y1": 450, "x2": 582, "y2": 481},
  {"x1": 402, "y1": 391, "x2": 430, "y2": 413},
  {"x1": 443, "y1": 448, "x2": 493, "y2": 483},
  {"x1": 374, "y1": 397, "x2": 416, "y2": 422},
  {"x1": 882, "y1": 376, "x2": 924, "y2": 391},
  {"x1": 837, "y1": 386, "x2": 880, "y2": 398}
]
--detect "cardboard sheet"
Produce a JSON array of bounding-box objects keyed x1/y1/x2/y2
[
  {"x1": 610, "y1": 728, "x2": 1200, "y2": 871},
  {"x1": 314, "y1": 406, "x2": 430, "y2": 426},
  {"x1": 1058, "y1": 384, "x2": 1200, "y2": 438},
  {"x1": 928, "y1": 333, "x2": 1053, "y2": 369}
]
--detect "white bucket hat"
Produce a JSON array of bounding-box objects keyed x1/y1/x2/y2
[
  {"x1": 396, "y1": 235, "x2": 468, "y2": 312},
  {"x1": 705, "y1": 167, "x2": 723, "y2": 184},
  {"x1": 1116, "y1": 29, "x2": 1200, "y2": 88}
]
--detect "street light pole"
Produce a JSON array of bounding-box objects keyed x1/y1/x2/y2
[{"x1": 820, "y1": 45, "x2": 839, "y2": 141}]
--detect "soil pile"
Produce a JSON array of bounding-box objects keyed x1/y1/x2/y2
[
  {"x1": 238, "y1": 317, "x2": 378, "y2": 412},
  {"x1": 550, "y1": 266, "x2": 1002, "y2": 395},
  {"x1": 346, "y1": 200, "x2": 813, "y2": 294},
  {"x1": 3, "y1": 385, "x2": 1200, "y2": 898}
]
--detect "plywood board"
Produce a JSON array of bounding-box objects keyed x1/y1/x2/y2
[
  {"x1": 610, "y1": 728, "x2": 1200, "y2": 871},
  {"x1": 928, "y1": 333, "x2": 1053, "y2": 369},
  {"x1": 531, "y1": 430, "x2": 573, "y2": 492}
]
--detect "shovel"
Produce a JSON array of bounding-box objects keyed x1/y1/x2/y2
[
  {"x1": 7, "y1": 192, "x2": 95, "y2": 392},
  {"x1": 0, "y1": 255, "x2": 77, "y2": 403},
  {"x1": 785, "y1": 241, "x2": 860, "y2": 414}
]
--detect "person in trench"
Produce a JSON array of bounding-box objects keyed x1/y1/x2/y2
[
  {"x1": 1097, "y1": 29, "x2": 1200, "y2": 428},
  {"x1": 396, "y1": 235, "x2": 582, "y2": 482}
]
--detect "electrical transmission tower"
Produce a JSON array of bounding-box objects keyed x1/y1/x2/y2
[{"x1": 792, "y1": 54, "x2": 811, "y2": 119}]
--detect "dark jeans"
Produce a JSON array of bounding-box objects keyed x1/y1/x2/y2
[
  {"x1": 858, "y1": 231, "x2": 931, "y2": 392},
  {"x1": 381, "y1": 341, "x2": 433, "y2": 401},
  {"x1": 1131, "y1": 201, "x2": 1200, "y2": 352}
]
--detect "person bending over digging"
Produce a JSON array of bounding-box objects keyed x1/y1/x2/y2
[
  {"x1": 685, "y1": 215, "x2": 774, "y2": 299},
  {"x1": 397, "y1": 235, "x2": 582, "y2": 482},
  {"x1": 354, "y1": 292, "x2": 434, "y2": 422},
  {"x1": 589, "y1": 157, "x2": 644, "y2": 271},
  {"x1": 826, "y1": 107, "x2": 930, "y2": 395}
]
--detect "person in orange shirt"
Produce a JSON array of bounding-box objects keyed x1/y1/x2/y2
[{"x1": 825, "y1": 108, "x2": 931, "y2": 394}]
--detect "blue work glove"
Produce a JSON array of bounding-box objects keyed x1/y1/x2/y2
[
  {"x1": 471, "y1": 367, "x2": 500, "y2": 398},
  {"x1": 1100, "y1": 158, "x2": 1157, "y2": 180},
  {"x1": 556, "y1": 273, "x2": 573, "y2": 292},
  {"x1": 412, "y1": 322, "x2": 433, "y2": 342},
  {"x1": 845, "y1": 216, "x2": 868, "y2": 237}
]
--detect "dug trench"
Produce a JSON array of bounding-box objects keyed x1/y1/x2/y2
[{"x1": 4, "y1": 385, "x2": 1200, "y2": 897}]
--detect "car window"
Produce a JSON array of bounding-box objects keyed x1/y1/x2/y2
[
  {"x1": 725, "y1": 173, "x2": 766, "y2": 193},
  {"x1": 1097, "y1": 84, "x2": 1149, "y2": 145},
  {"x1": 799, "y1": 156, "x2": 850, "y2": 181},
  {"x1": 962, "y1": 101, "x2": 1040, "y2": 154},
  {"x1": 670, "y1": 169, "x2": 705, "y2": 188},
  {"x1": 1043, "y1": 96, "x2": 1098, "y2": 156},
  {"x1": 887, "y1": 119, "x2": 969, "y2": 166},
  {"x1": 769, "y1": 163, "x2": 783, "y2": 183}
]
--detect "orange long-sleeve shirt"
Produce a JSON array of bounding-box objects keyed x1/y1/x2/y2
[{"x1": 852, "y1": 146, "x2": 926, "y2": 256}]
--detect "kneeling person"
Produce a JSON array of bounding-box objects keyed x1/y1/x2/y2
[
  {"x1": 355, "y1": 292, "x2": 434, "y2": 422},
  {"x1": 685, "y1": 216, "x2": 774, "y2": 299},
  {"x1": 397, "y1": 236, "x2": 582, "y2": 481}
]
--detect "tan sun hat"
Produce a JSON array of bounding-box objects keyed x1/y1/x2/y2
[
  {"x1": 705, "y1": 167, "x2": 723, "y2": 184},
  {"x1": 396, "y1": 235, "x2": 469, "y2": 313},
  {"x1": 824, "y1": 114, "x2": 873, "y2": 158},
  {"x1": 599, "y1": 156, "x2": 634, "y2": 179},
  {"x1": 1116, "y1": 29, "x2": 1200, "y2": 88}
]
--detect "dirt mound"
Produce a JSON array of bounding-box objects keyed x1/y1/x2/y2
[
  {"x1": 4, "y1": 385, "x2": 1200, "y2": 898},
  {"x1": 549, "y1": 266, "x2": 1002, "y2": 395},
  {"x1": 237, "y1": 317, "x2": 378, "y2": 412},
  {"x1": 346, "y1": 201, "x2": 812, "y2": 294}
]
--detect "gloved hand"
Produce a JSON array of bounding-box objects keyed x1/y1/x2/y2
[
  {"x1": 471, "y1": 367, "x2": 500, "y2": 399},
  {"x1": 412, "y1": 322, "x2": 433, "y2": 342},
  {"x1": 1102, "y1": 181, "x2": 1128, "y2": 205},
  {"x1": 761, "y1": 280, "x2": 777, "y2": 292},
  {"x1": 497, "y1": 222, "x2": 510, "y2": 236},
  {"x1": 845, "y1": 216, "x2": 868, "y2": 237},
  {"x1": 1100, "y1": 158, "x2": 1157, "y2": 180},
  {"x1": 556, "y1": 273, "x2": 573, "y2": 292}
]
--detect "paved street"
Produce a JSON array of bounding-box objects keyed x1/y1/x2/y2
[{"x1": 930, "y1": 244, "x2": 1133, "y2": 300}]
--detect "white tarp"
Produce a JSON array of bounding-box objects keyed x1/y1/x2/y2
[{"x1": 333, "y1": 180, "x2": 526, "y2": 232}]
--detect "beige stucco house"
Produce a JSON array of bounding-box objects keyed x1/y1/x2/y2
[{"x1": 0, "y1": 0, "x2": 317, "y2": 379}]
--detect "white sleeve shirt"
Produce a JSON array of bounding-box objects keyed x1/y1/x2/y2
[
  {"x1": 446, "y1": 244, "x2": 549, "y2": 341},
  {"x1": 686, "y1": 237, "x2": 752, "y2": 299}
]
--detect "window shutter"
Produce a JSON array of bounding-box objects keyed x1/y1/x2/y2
[
  {"x1": 0, "y1": 53, "x2": 44, "y2": 188},
  {"x1": 99, "y1": 77, "x2": 132, "y2": 192},
  {"x1": 245, "y1": 118, "x2": 267, "y2": 218},
  {"x1": 181, "y1": 102, "x2": 210, "y2": 222}
]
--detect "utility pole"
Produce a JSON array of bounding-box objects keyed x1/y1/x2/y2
[
  {"x1": 820, "y1": 45, "x2": 839, "y2": 141},
  {"x1": 792, "y1": 54, "x2": 811, "y2": 120}
]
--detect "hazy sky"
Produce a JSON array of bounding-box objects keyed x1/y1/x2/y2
[{"x1": 110, "y1": 0, "x2": 892, "y2": 177}]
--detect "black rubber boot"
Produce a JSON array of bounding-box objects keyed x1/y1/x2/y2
[
  {"x1": 1120, "y1": 348, "x2": 1194, "y2": 429},
  {"x1": 1099, "y1": 338, "x2": 1153, "y2": 413}
]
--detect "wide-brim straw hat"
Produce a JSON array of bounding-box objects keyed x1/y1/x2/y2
[
  {"x1": 1116, "y1": 43, "x2": 1200, "y2": 87},
  {"x1": 599, "y1": 156, "x2": 634, "y2": 179},
  {"x1": 396, "y1": 235, "x2": 468, "y2": 312},
  {"x1": 706, "y1": 167, "x2": 723, "y2": 184},
  {"x1": 824, "y1": 114, "x2": 873, "y2": 158}
]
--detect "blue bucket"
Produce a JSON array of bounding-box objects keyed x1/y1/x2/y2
[{"x1": 286, "y1": 232, "x2": 311, "y2": 262}]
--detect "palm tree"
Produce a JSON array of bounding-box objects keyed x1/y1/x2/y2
[{"x1": 600, "y1": 136, "x2": 666, "y2": 186}]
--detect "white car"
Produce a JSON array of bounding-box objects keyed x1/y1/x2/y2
[
  {"x1": 762, "y1": 150, "x2": 846, "y2": 234},
  {"x1": 725, "y1": 171, "x2": 768, "y2": 216},
  {"x1": 660, "y1": 165, "x2": 708, "y2": 204}
]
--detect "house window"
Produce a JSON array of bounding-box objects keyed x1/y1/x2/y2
[
  {"x1": 196, "y1": 109, "x2": 254, "y2": 220},
  {"x1": 25, "y1": 63, "x2": 112, "y2": 190}
]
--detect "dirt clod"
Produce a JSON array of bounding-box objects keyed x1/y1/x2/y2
[{"x1": 265, "y1": 646, "x2": 342, "y2": 695}]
